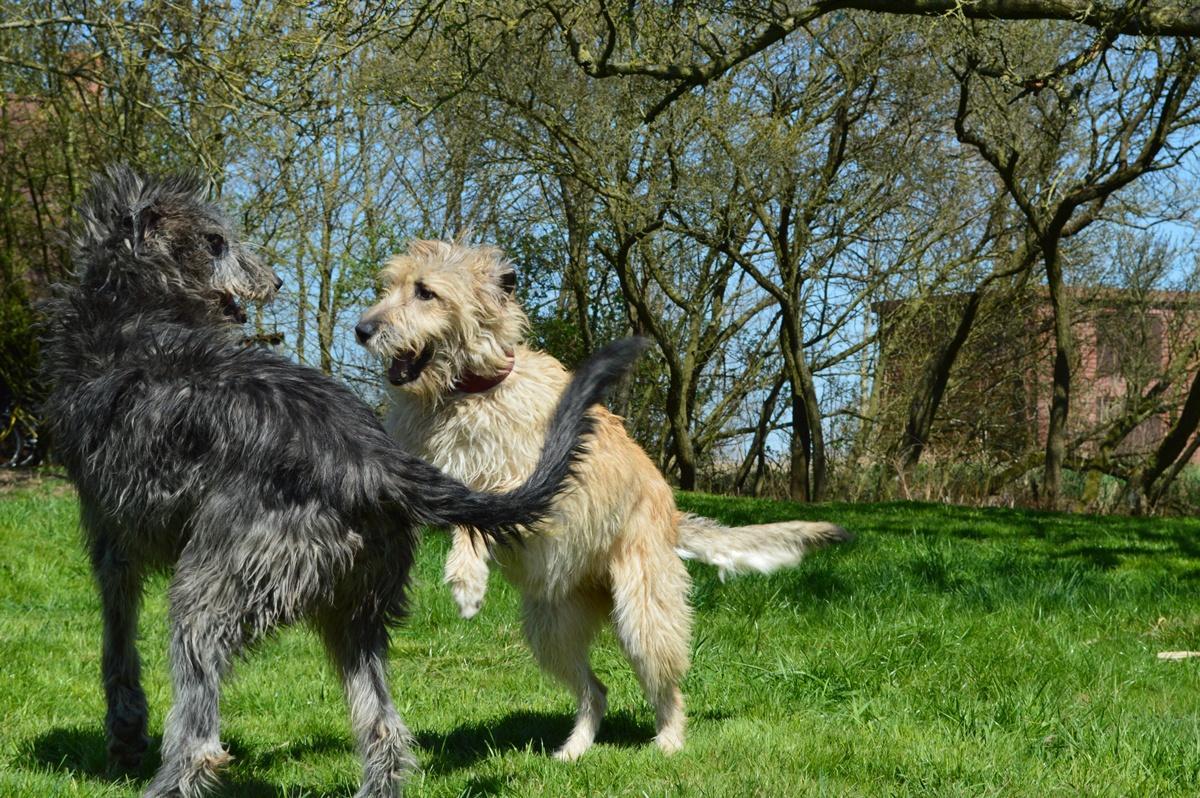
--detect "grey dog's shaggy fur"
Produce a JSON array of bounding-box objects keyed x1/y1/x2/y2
[{"x1": 38, "y1": 166, "x2": 643, "y2": 798}]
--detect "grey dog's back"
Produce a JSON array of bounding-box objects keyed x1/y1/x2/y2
[{"x1": 43, "y1": 277, "x2": 643, "y2": 569}]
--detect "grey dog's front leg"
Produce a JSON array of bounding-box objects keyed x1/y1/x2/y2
[
  {"x1": 443, "y1": 526, "x2": 490, "y2": 618},
  {"x1": 88, "y1": 528, "x2": 149, "y2": 771}
]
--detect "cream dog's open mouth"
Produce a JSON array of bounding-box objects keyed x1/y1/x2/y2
[{"x1": 388, "y1": 345, "x2": 433, "y2": 385}]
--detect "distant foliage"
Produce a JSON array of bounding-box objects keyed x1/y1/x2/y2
[{"x1": 3, "y1": 3, "x2": 1200, "y2": 512}]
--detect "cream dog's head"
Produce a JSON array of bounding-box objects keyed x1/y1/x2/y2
[{"x1": 355, "y1": 240, "x2": 527, "y2": 400}]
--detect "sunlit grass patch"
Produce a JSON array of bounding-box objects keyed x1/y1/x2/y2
[{"x1": 1, "y1": 481, "x2": 1197, "y2": 796}]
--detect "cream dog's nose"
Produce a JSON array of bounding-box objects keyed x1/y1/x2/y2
[{"x1": 355, "y1": 319, "x2": 378, "y2": 345}]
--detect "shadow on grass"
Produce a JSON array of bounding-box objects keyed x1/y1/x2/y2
[
  {"x1": 228, "y1": 730, "x2": 353, "y2": 769},
  {"x1": 416, "y1": 708, "x2": 654, "y2": 774},
  {"x1": 456, "y1": 775, "x2": 509, "y2": 797},
  {"x1": 24, "y1": 725, "x2": 153, "y2": 781},
  {"x1": 22, "y1": 726, "x2": 350, "y2": 797},
  {"x1": 26, "y1": 716, "x2": 665, "y2": 793}
]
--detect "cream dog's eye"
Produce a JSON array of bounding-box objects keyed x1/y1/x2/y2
[{"x1": 415, "y1": 282, "x2": 437, "y2": 301}]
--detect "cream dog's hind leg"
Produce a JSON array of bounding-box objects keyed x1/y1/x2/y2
[
  {"x1": 444, "y1": 527, "x2": 491, "y2": 618},
  {"x1": 523, "y1": 588, "x2": 611, "y2": 761}
]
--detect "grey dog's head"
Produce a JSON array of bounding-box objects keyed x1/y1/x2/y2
[{"x1": 72, "y1": 164, "x2": 281, "y2": 323}]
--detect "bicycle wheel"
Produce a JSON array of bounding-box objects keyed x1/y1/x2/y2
[
  {"x1": 0, "y1": 424, "x2": 23, "y2": 468},
  {"x1": 14, "y1": 423, "x2": 40, "y2": 467}
]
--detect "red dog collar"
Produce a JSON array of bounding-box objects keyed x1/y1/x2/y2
[{"x1": 452, "y1": 353, "x2": 514, "y2": 394}]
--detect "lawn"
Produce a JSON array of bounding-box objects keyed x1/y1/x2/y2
[{"x1": 1, "y1": 476, "x2": 1198, "y2": 797}]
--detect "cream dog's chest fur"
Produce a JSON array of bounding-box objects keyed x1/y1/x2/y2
[{"x1": 385, "y1": 347, "x2": 638, "y2": 596}]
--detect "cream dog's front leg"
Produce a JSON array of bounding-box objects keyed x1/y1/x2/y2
[{"x1": 443, "y1": 526, "x2": 491, "y2": 618}]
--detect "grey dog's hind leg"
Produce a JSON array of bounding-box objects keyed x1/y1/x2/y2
[
  {"x1": 89, "y1": 530, "x2": 149, "y2": 770},
  {"x1": 143, "y1": 576, "x2": 245, "y2": 798},
  {"x1": 320, "y1": 614, "x2": 417, "y2": 798}
]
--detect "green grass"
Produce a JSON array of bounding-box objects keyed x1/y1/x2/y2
[{"x1": 2, "y1": 479, "x2": 1199, "y2": 796}]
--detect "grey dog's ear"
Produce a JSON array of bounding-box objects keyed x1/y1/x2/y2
[
  {"x1": 498, "y1": 268, "x2": 516, "y2": 295},
  {"x1": 121, "y1": 205, "x2": 160, "y2": 255}
]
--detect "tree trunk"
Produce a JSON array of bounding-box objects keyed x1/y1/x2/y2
[
  {"x1": 783, "y1": 321, "x2": 825, "y2": 501},
  {"x1": 1042, "y1": 242, "x2": 1072, "y2": 508},
  {"x1": 789, "y1": 388, "x2": 811, "y2": 501},
  {"x1": 666, "y1": 370, "x2": 698, "y2": 491},
  {"x1": 558, "y1": 174, "x2": 595, "y2": 354},
  {"x1": 1141, "y1": 366, "x2": 1200, "y2": 507},
  {"x1": 674, "y1": 431, "x2": 698, "y2": 491},
  {"x1": 735, "y1": 374, "x2": 784, "y2": 494},
  {"x1": 316, "y1": 198, "x2": 336, "y2": 375},
  {"x1": 898, "y1": 290, "x2": 983, "y2": 475},
  {"x1": 444, "y1": 144, "x2": 467, "y2": 237},
  {"x1": 803, "y1": 370, "x2": 827, "y2": 500}
]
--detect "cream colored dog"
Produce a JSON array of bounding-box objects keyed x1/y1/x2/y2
[{"x1": 355, "y1": 240, "x2": 850, "y2": 760}]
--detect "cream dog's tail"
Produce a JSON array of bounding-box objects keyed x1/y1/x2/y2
[{"x1": 675, "y1": 513, "x2": 852, "y2": 581}]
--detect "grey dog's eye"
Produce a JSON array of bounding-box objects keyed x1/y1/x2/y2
[
  {"x1": 206, "y1": 233, "x2": 227, "y2": 258},
  {"x1": 415, "y1": 282, "x2": 437, "y2": 301}
]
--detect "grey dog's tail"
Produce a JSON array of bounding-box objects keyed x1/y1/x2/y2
[
  {"x1": 391, "y1": 337, "x2": 647, "y2": 544},
  {"x1": 675, "y1": 513, "x2": 852, "y2": 581}
]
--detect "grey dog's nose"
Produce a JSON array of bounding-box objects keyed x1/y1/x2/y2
[
  {"x1": 273, "y1": 273, "x2": 284, "y2": 291},
  {"x1": 355, "y1": 320, "x2": 378, "y2": 345}
]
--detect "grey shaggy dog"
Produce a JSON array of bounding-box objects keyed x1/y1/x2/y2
[{"x1": 38, "y1": 165, "x2": 644, "y2": 798}]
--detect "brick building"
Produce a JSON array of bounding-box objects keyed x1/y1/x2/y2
[{"x1": 874, "y1": 288, "x2": 1200, "y2": 464}]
